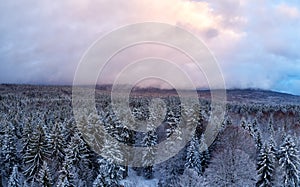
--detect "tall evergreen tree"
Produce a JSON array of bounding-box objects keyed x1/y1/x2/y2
[
  {"x1": 48, "y1": 122, "x2": 65, "y2": 170},
  {"x1": 23, "y1": 124, "x2": 51, "y2": 182},
  {"x1": 256, "y1": 143, "x2": 276, "y2": 187},
  {"x1": 185, "y1": 135, "x2": 202, "y2": 175},
  {"x1": 92, "y1": 174, "x2": 106, "y2": 187},
  {"x1": 141, "y1": 129, "x2": 158, "y2": 179},
  {"x1": 1, "y1": 121, "x2": 17, "y2": 182},
  {"x1": 141, "y1": 109, "x2": 158, "y2": 179},
  {"x1": 56, "y1": 160, "x2": 75, "y2": 187},
  {"x1": 164, "y1": 119, "x2": 183, "y2": 160},
  {"x1": 278, "y1": 135, "x2": 300, "y2": 187},
  {"x1": 85, "y1": 112, "x2": 106, "y2": 154},
  {"x1": 199, "y1": 134, "x2": 210, "y2": 173},
  {"x1": 95, "y1": 109, "x2": 127, "y2": 181},
  {"x1": 106, "y1": 109, "x2": 133, "y2": 178},
  {"x1": 256, "y1": 132, "x2": 263, "y2": 152},
  {"x1": 221, "y1": 116, "x2": 232, "y2": 131},
  {"x1": 21, "y1": 118, "x2": 33, "y2": 156},
  {"x1": 93, "y1": 157, "x2": 124, "y2": 187},
  {"x1": 267, "y1": 115, "x2": 275, "y2": 136},
  {"x1": 65, "y1": 133, "x2": 93, "y2": 184},
  {"x1": 156, "y1": 155, "x2": 184, "y2": 187},
  {"x1": 7, "y1": 165, "x2": 21, "y2": 187},
  {"x1": 37, "y1": 161, "x2": 52, "y2": 187},
  {"x1": 269, "y1": 135, "x2": 278, "y2": 158},
  {"x1": 240, "y1": 117, "x2": 248, "y2": 131},
  {"x1": 248, "y1": 119, "x2": 263, "y2": 151}
]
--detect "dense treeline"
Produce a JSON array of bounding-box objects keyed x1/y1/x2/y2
[{"x1": 1, "y1": 85, "x2": 300, "y2": 186}]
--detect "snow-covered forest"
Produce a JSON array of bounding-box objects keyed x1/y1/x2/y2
[{"x1": 1, "y1": 84, "x2": 300, "y2": 187}]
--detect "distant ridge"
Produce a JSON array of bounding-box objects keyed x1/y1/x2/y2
[
  {"x1": 0, "y1": 84, "x2": 299, "y2": 105},
  {"x1": 1, "y1": 83, "x2": 298, "y2": 96}
]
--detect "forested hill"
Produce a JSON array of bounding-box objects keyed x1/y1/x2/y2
[
  {"x1": 1, "y1": 84, "x2": 300, "y2": 105},
  {"x1": 1, "y1": 84, "x2": 300, "y2": 186},
  {"x1": 225, "y1": 89, "x2": 300, "y2": 105}
]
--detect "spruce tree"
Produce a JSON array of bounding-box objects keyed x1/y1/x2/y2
[
  {"x1": 199, "y1": 134, "x2": 210, "y2": 173},
  {"x1": 98, "y1": 132, "x2": 126, "y2": 180},
  {"x1": 21, "y1": 118, "x2": 33, "y2": 156},
  {"x1": 65, "y1": 133, "x2": 92, "y2": 183},
  {"x1": 249, "y1": 119, "x2": 263, "y2": 151},
  {"x1": 56, "y1": 160, "x2": 75, "y2": 187},
  {"x1": 48, "y1": 122, "x2": 65, "y2": 169},
  {"x1": 23, "y1": 124, "x2": 51, "y2": 182},
  {"x1": 164, "y1": 120, "x2": 183, "y2": 159},
  {"x1": 94, "y1": 157, "x2": 124, "y2": 187},
  {"x1": 37, "y1": 161, "x2": 52, "y2": 187},
  {"x1": 92, "y1": 174, "x2": 106, "y2": 187},
  {"x1": 245, "y1": 118, "x2": 258, "y2": 137},
  {"x1": 256, "y1": 132, "x2": 263, "y2": 152},
  {"x1": 85, "y1": 112, "x2": 106, "y2": 153},
  {"x1": 256, "y1": 143, "x2": 276, "y2": 187},
  {"x1": 7, "y1": 165, "x2": 21, "y2": 187},
  {"x1": 140, "y1": 108, "x2": 159, "y2": 179},
  {"x1": 107, "y1": 109, "x2": 133, "y2": 178},
  {"x1": 269, "y1": 135, "x2": 278, "y2": 158},
  {"x1": 278, "y1": 135, "x2": 300, "y2": 187},
  {"x1": 267, "y1": 115, "x2": 275, "y2": 136},
  {"x1": 241, "y1": 118, "x2": 247, "y2": 130},
  {"x1": 185, "y1": 135, "x2": 202, "y2": 175},
  {"x1": 1, "y1": 121, "x2": 17, "y2": 181},
  {"x1": 141, "y1": 123, "x2": 158, "y2": 179}
]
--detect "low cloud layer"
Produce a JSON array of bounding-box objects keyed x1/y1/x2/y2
[{"x1": 0, "y1": 0, "x2": 300, "y2": 94}]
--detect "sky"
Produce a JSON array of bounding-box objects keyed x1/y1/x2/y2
[{"x1": 0, "y1": 0, "x2": 300, "y2": 94}]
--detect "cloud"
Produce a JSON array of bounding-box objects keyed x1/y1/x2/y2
[
  {"x1": 0, "y1": 0, "x2": 300, "y2": 94},
  {"x1": 204, "y1": 0, "x2": 300, "y2": 94},
  {"x1": 277, "y1": 3, "x2": 300, "y2": 19}
]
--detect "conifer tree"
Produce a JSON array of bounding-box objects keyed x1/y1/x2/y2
[
  {"x1": 246, "y1": 119, "x2": 258, "y2": 137},
  {"x1": 1, "y1": 121, "x2": 17, "y2": 181},
  {"x1": 141, "y1": 129, "x2": 158, "y2": 179},
  {"x1": 23, "y1": 124, "x2": 51, "y2": 182},
  {"x1": 139, "y1": 107, "x2": 159, "y2": 179},
  {"x1": 164, "y1": 120, "x2": 183, "y2": 159},
  {"x1": 185, "y1": 135, "x2": 202, "y2": 175},
  {"x1": 106, "y1": 108, "x2": 133, "y2": 178},
  {"x1": 65, "y1": 133, "x2": 92, "y2": 183},
  {"x1": 94, "y1": 157, "x2": 124, "y2": 187},
  {"x1": 97, "y1": 130, "x2": 126, "y2": 179},
  {"x1": 256, "y1": 132, "x2": 263, "y2": 152},
  {"x1": 92, "y1": 174, "x2": 106, "y2": 187},
  {"x1": 278, "y1": 135, "x2": 300, "y2": 187},
  {"x1": 56, "y1": 160, "x2": 75, "y2": 187},
  {"x1": 7, "y1": 165, "x2": 21, "y2": 187},
  {"x1": 199, "y1": 134, "x2": 210, "y2": 173},
  {"x1": 21, "y1": 117, "x2": 33, "y2": 155},
  {"x1": 48, "y1": 122, "x2": 65, "y2": 172},
  {"x1": 269, "y1": 135, "x2": 278, "y2": 158},
  {"x1": 85, "y1": 112, "x2": 106, "y2": 153},
  {"x1": 267, "y1": 115, "x2": 275, "y2": 136},
  {"x1": 37, "y1": 161, "x2": 52, "y2": 187},
  {"x1": 256, "y1": 143, "x2": 276, "y2": 187},
  {"x1": 240, "y1": 117, "x2": 248, "y2": 130}
]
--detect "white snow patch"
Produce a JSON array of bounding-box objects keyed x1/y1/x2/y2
[{"x1": 120, "y1": 168, "x2": 158, "y2": 187}]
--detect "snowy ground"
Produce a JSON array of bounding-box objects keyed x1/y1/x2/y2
[{"x1": 120, "y1": 169, "x2": 158, "y2": 187}]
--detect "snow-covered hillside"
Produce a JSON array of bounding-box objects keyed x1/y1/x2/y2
[{"x1": 1, "y1": 84, "x2": 300, "y2": 186}]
